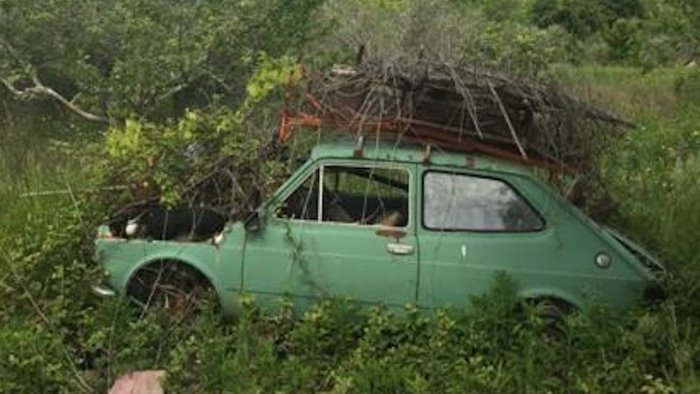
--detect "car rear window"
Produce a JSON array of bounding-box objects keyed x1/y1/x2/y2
[{"x1": 423, "y1": 172, "x2": 543, "y2": 232}]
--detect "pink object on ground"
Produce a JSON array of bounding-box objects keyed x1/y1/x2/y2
[{"x1": 108, "y1": 370, "x2": 165, "y2": 394}]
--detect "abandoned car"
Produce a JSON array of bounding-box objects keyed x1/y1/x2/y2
[{"x1": 92, "y1": 140, "x2": 665, "y2": 317}]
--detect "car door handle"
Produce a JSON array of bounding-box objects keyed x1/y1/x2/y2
[{"x1": 387, "y1": 243, "x2": 414, "y2": 255}]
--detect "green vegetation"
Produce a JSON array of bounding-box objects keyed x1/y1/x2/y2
[
  {"x1": 2, "y1": 0, "x2": 700, "y2": 392},
  {"x1": 553, "y1": 65, "x2": 700, "y2": 321}
]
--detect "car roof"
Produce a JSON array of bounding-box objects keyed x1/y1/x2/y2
[{"x1": 309, "y1": 139, "x2": 536, "y2": 177}]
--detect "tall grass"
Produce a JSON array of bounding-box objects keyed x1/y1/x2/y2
[
  {"x1": 0, "y1": 100, "x2": 98, "y2": 244},
  {"x1": 551, "y1": 65, "x2": 680, "y2": 120}
]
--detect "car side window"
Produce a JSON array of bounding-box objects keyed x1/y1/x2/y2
[
  {"x1": 278, "y1": 169, "x2": 320, "y2": 221},
  {"x1": 278, "y1": 165, "x2": 410, "y2": 227},
  {"x1": 423, "y1": 172, "x2": 543, "y2": 232}
]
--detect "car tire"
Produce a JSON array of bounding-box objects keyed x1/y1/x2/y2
[{"x1": 126, "y1": 260, "x2": 217, "y2": 319}]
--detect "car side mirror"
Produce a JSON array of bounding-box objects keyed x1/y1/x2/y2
[{"x1": 244, "y1": 210, "x2": 264, "y2": 233}]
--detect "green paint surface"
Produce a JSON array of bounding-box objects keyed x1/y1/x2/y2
[{"x1": 95, "y1": 142, "x2": 663, "y2": 315}]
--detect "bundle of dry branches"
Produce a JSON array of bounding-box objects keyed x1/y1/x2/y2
[{"x1": 295, "y1": 58, "x2": 632, "y2": 175}]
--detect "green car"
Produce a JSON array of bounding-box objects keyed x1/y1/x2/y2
[{"x1": 93, "y1": 141, "x2": 665, "y2": 316}]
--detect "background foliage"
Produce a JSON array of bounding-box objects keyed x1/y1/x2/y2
[{"x1": 2, "y1": 0, "x2": 700, "y2": 392}]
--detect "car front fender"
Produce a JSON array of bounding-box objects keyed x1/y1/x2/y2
[{"x1": 122, "y1": 251, "x2": 225, "y2": 299}]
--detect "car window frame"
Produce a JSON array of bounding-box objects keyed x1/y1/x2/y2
[
  {"x1": 272, "y1": 160, "x2": 414, "y2": 230},
  {"x1": 421, "y1": 169, "x2": 546, "y2": 234}
]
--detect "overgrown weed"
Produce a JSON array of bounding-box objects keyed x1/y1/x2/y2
[{"x1": 161, "y1": 279, "x2": 689, "y2": 393}]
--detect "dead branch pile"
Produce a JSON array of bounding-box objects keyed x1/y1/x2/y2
[{"x1": 297, "y1": 59, "x2": 632, "y2": 174}]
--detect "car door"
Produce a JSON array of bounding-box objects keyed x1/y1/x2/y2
[
  {"x1": 242, "y1": 160, "x2": 419, "y2": 310},
  {"x1": 416, "y1": 168, "x2": 559, "y2": 309}
]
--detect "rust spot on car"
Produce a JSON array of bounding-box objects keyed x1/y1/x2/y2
[
  {"x1": 422, "y1": 144, "x2": 432, "y2": 164},
  {"x1": 465, "y1": 156, "x2": 476, "y2": 168}
]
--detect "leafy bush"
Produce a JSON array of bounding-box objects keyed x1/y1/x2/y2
[
  {"x1": 0, "y1": 0, "x2": 324, "y2": 123},
  {"x1": 632, "y1": 0, "x2": 699, "y2": 67},
  {"x1": 95, "y1": 53, "x2": 303, "y2": 216},
  {"x1": 0, "y1": 319, "x2": 87, "y2": 394},
  {"x1": 162, "y1": 277, "x2": 689, "y2": 393},
  {"x1": 674, "y1": 67, "x2": 700, "y2": 106},
  {"x1": 531, "y1": 0, "x2": 643, "y2": 39},
  {"x1": 320, "y1": 0, "x2": 567, "y2": 76}
]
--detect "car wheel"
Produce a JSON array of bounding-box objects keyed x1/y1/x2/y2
[
  {"x1": 518, "y1": 298, "x2": 572, "y2": 341},
  {"x1": 127, "y1": 260, "x2": 217, "y2": 319}
]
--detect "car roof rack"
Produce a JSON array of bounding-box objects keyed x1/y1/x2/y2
[
  {"x1": 279, "y1": 109, "x2": 570, "y2": 173},
  {"x1": 277, "y1": 61, "x2": 632, "y2": 176}
]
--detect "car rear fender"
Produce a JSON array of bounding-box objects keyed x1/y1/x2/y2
[{"x1": 517, "y1": 287, "x2": 583, "y2": 312}]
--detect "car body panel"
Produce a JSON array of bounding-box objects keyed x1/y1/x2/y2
[
  {"x1": 95, "y1": 224, "x2": 247, "y2": 313},
  {"x1": 415, "y1": 164, "x2": 648, "y2": 311},
  {"x1": 94, "y1": 141, "x2": 663, "y2": 316}
]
